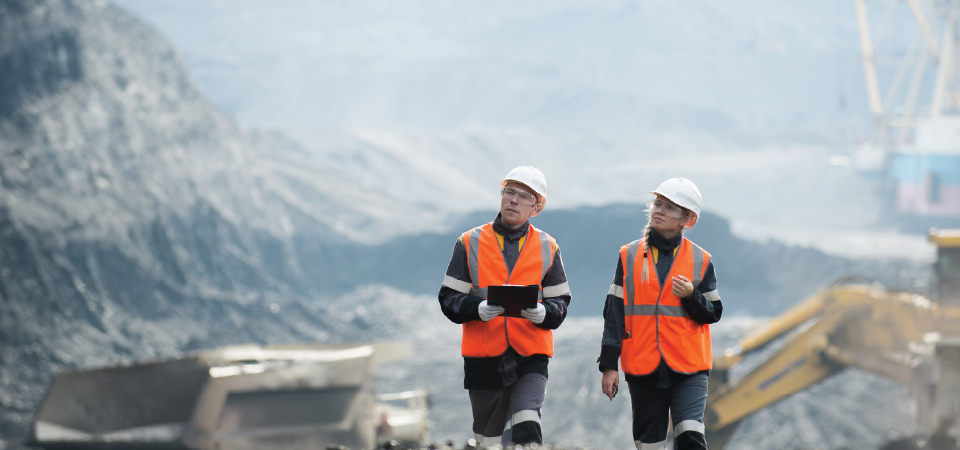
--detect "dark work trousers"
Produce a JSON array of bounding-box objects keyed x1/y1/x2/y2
[
  {"x1": 468, "y1": 373, "x2": 547, "y2": 447},
  {"x1": 626, "y1": 372, "x2": 709, "y2": 450}
]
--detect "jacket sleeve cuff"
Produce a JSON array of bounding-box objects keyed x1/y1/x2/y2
[
  {"x1": 680, "y1": 291, "x2": 720, "y2": 324},
  {"x1": 598, "y1": 345, "x2": 620, "y2": 372},
  {"x1": 536, "y1": 298, "x2": 565, "y2": 329},
  {"x1": 466, "y1": 296, "x2": 484, "y2": 322}
]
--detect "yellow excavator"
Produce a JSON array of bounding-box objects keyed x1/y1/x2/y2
[{"x1": 705, "y1": 229, "x2": 960, "y2": 449}]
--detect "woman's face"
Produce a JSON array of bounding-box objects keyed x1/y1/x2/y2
[{"x1": 649, "y1": 195, "x2": 687, "y2": 236}]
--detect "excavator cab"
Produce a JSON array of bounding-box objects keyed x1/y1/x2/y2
[{"x1": 930, "y1": 229, "x2": 960, "y2": 305}]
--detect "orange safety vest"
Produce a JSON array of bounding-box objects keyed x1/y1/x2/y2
[
  {"x1": 460, "y1": 223, "x2": 557, "y2": 357},
  {"x1": 620, "y1": 237, "x2": 712, "y2": 375}
]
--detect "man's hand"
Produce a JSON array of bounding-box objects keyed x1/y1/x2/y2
[
  {"x1": 672, "y1": 275, "x2": 694, "y2": 298},
  {"x1": 477, "y1": 300, "x2": 504, "y2": 322},
  {"x1": 601, "y1": 369, "x2": 620, "y2": 401},
  {"x1": 520, "y1": 303, "x2": 546, "y2": 324}
]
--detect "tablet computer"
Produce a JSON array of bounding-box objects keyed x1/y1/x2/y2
[{"x1": 487, "y1": 284, "x2": 539, "y2": 318}]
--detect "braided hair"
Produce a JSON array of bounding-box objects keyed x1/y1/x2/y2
[{"x1": 639, "y1": 200, "x2": 691, "y2": 283}]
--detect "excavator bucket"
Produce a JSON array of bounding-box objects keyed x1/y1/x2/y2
[
  {"x1": 25, "y1": 343, "x2": 418, "y2": 450},
  {"x1": 933, "y1": 337, "x2": 960, "y2": 440},
  {"x1": 704, "y1": 366, "x2": 745, "y2": 449}
]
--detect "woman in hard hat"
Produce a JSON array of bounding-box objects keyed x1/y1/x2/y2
[
  {"x1": 438, "y1": 166, "x2": 572, "y2": 447},
  {"x1": 598, "y1": 178, "x2": 722, "y2": 450}
]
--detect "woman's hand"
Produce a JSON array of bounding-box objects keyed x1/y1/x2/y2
[
  {"x1": 671, "y1": 275, "x2": 694, "y2": 298},
  {"x1": 601, "y1": 369, "x2": 620, "y2": 401}
]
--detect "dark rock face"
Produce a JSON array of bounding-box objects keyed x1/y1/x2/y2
[
  {"x1": 0, "y1": 1, "x2": 340, "y2": 445},
  {"x1": 0, "y1": 0, "x2": 214, "y2": 193}
]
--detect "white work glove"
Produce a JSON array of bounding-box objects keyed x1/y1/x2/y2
[
  {"x1": 521, "y1": 303, "x2": 546, "y2": 324},
  {"x1": 477, "y1": 300, "x2": 504, "y2": 322}
]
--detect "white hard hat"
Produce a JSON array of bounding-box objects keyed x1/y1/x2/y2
[
  {"x1": 651, "y1": 178, "x2": 702, "y2": 228},
  {"x1": 502, "y1": 166, "x2": 547, "y2": 210}
]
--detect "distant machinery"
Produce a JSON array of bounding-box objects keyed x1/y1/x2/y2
[{"x1": 853, "y1": 0, "x2": 960, "y2": 219}]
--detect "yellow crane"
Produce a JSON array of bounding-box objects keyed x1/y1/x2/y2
[{"x1": 704, "y1": 229, "x2": 960, "y2": 448}]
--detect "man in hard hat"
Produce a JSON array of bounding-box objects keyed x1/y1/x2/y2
[
  {"x1": 439, "y1": 166, "x2": 572, "y2": 447},
  {"x1": 598, "y1": 178, "x2": 722, "y2": 450}
]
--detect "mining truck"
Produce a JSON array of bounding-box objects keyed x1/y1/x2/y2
[{"x1": 25, "y1": 342, "x2": 430, "y2": 450}]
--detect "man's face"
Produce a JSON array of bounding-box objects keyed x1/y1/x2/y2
[{"x1": 499, "y1": 182, "x2": 540, "y2": 229}]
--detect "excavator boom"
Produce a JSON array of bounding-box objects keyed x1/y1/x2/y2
[{"x1": 704, "y1": 283, "x2": 960, "y2": 449}]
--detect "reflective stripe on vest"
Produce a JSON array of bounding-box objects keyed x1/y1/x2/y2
[
  {"x1": 620, "y1": 237, "x2": 712, "y2": 375},
  {"x1": 460, "y1": 223, "x2": 556, "y2": 357}
]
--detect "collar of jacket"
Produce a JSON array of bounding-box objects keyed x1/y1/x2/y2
[
  {"x1": 649, "y1": 227, "x2": 682, "y2": 251},
  {"x1": 492, "y1": 213, "x2": 530, "y2": 241}
]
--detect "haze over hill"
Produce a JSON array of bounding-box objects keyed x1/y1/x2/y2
[
  {"x1": 114, "y1": 0, "x2": 875, "y2": 134},
  {"x1": 115, "y1": 0, "x2": 938, "y2": 262}
]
